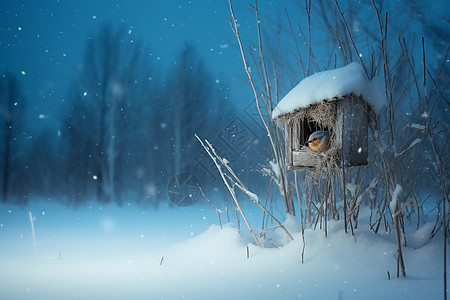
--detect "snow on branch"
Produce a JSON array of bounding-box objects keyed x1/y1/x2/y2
[
  {"x1": 195, "y1": 134, "x2": 261, "y2": 246},
  {"x1": 394, "y1": 137, "x2": 424, "y2": 159},
  {"x1": 390, "y1": 184, "x2": 402, "y2": 214},
  {"x1": 195, "y1": 134, "x2": 294, "y2": 243}
]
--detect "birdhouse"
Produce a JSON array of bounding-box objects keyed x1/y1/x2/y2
[{"x1": 272, "y1": 63, "x2": 374, "y2": 170}]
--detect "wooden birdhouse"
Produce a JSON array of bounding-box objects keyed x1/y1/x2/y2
[{"x1": 272, "y1": 63, "x2": 373, "y2": 170}]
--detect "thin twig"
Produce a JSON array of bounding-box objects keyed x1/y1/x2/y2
[
  {"x1": 195, "y1": 134, "x2": 261, "y2": 246},
  {"x1": 305, "y1": 0, "x2": 312, "y2": 76},
  {"x1": 198, "y1": 184, "x2": 223, "y2": 229},
  {"x1": 285, "y1": 9, "x2": 305, "y2": 77},
  {"x1": 334, "y1": 0, "x2": 368, "y2": 74},
  {"x1": 228, "y1": 0, "x2": 293, "y2": 215}
]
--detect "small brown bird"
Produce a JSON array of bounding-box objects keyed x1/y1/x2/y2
[{"x1": 307, "y1": 131, "x2": 330, "y2": 153}]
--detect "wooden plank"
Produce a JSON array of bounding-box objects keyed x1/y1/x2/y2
[
  {"x1": 292, "y1": 117, "x2": 303, "y2": 150},
  {"x1": 292, "y1": 148, "x2": 323, "y2": 169},
  {"x1": 285, "y1": 119, "x2": 293, "y2": 166},
  {"x1": 337, "y1": 95, "x2": 368, "y2": 166}
]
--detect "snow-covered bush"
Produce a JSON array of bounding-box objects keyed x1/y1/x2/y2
[{"x1": 218, "y1": 0, "x2": 449, "y2": 278}]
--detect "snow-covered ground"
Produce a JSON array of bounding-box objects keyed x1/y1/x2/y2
[{"x1": 0, "y1": 199, "x2": 446, "y2": 299}]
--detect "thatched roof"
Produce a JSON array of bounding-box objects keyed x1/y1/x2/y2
[{"x1": 276, "y1": 98, "x2": 337, "y2": 129}]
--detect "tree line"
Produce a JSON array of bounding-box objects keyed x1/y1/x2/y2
[{"x1": 0, "y1": 25, "x2": 263, "y2": 206}]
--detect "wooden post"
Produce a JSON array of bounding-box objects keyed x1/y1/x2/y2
[
  {"x1": 292, "y1": 117, "x2": 303, "y2": 151},
  {"x1": 285, "y1": 119, "x2": 293, "y2": 166}
]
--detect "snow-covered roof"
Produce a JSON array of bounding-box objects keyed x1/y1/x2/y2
[{"x1": 272, "y1": 62, "x2": 386, "y2": 119}]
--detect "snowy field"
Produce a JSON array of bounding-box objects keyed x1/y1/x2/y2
[{"x1": 0, "y1": 199, "x2": 446, "y2": 300}]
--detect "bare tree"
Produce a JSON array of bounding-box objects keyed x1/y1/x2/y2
[
  {"x1": 165, "y1": 43, "x2": 231, "y2": 181},
  {"x1": 0, "y1": 70, "x2": 25, "y2": 202},
  {"x1": 64, "y1": 25, "x2": 153, "y2": 203},
  {"x1": 168, "y1": 44, "x2": 213, "y2": 177}
]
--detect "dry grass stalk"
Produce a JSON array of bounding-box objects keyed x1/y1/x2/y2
[
  {"x1": 198, "y1": 184, "x2": 224, "y2": 229},
  {"x1": 196, "y1": 134, "x2": 294, "y2": 244},
  {"x1": 195, "y1": 134, "x2": 261, "y2": 247},
  {"x1": 295, "y1": 171, "x2": 306, "y2": 263},
  {"x1": 334, "y1": 0, "x2": 368, "y2": 75},
  {"x1": 392, "y1": 197, "x2": 406, "y2": 278},
  {"x1": 277, "y1": 100, "x2": 337, "y2": 130},
  {"x1": 228, "y1": 0, "x2": 295, "y2": 215},
  {"x1": 419, "y1": 37, "x2": 449, "y2": 298},
  {"x1": 261, "y1": 178, "x2": 273, "y2": 231},
  {"x1": 28, "y1": 211, "x2": 37, "y2": 252}
]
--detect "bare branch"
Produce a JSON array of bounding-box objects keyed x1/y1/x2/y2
[
  {"x1": 195, "y1": 134, "x2": 261, "y2": 246},
  {"x1": 334, "y1": 0, "x2": 368, "y2": 74}
]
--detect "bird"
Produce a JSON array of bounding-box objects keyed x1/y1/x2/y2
[{"x1": 307, "y1": 131, "x2": 330, "y2": 153}]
